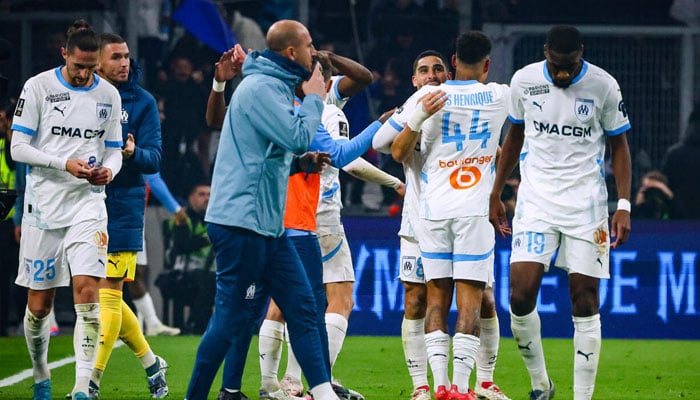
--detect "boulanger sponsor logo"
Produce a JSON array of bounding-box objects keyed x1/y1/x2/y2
[
  {"x1": 438, "y1": 155, "x2": 493, "y2": 168},
  {"x1": 96, "y1": 102, "x2": 112, "y2": 120},
  {"x1": 438, "y1": 155, "x2": 491, "y2": 189},
  {"x1": 45, "y1": 92, "x2": 70, "y2": 103},
  {"x1": 449, "y1": 166, "x2": 481, "y2": 189},
  {"x1": 575, "y1": 98, "x2": 594, "y2": 122}
]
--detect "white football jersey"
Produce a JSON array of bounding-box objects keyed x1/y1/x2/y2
[
  {"x1": 378, "y1": 95, "x2": 427, "y2": 240},
  {"x1": 509, "y1": 60, "x2": 631, "y2": 229},
  {"x1": 325, "y1": 75, "x2": 349, "y2": 109},
  {"x1": 417, "y1": 80, "x2": 509, "y2": 220},
  {"x1": 317, "y1": 103, "x2": 350, "y2": 233},
  {"x1": 12, "y1": 68, "x2": 123, "y2": 229}
]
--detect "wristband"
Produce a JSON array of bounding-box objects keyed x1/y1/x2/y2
[
  {"x1": 212, "y1": 78, "x2": 226, "y2": 93},
  {"x1": 617, "y1": 198, "x2": 631, "y2": 213},
  {"x1": 406, "y1": 105, "x2": 430, "y2": 132}
]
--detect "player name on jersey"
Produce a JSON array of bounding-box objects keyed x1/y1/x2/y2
[{"x1": 446, "y1": 90, "x2": 495, "y2": 107}]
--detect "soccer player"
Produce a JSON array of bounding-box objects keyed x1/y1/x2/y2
[
  {"x1": 257, "y1": 53, "x2": 401, "y2": 400},
  {"x1": 10, "y1": 20, "x2": 123, "y2": 400},
  {"x1": 391, "y1": 31, "x2": 509, "y2": 400},
  {"x1": 489, "y1": 26, "x2": 632, "y2": 400},
  {"x1": 89, "y1": 32, "x2": 169, "y2": 398},
  {"x1": 186, "y1": 19, "x2": 340, "y2": 400},
  {"x1": 373, "y1": 47, "x2": 511, "y2": 400}
]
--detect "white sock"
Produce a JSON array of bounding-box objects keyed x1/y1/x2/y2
[
  {"x1": 309, "y1": 382, "x2": 335, "y2": 400},
  {"x1": 452, "y1": 333, "x2": 479, "y2": 393},
  {"x1": 510, "y1": 308, "x2": 549, "y2": 391},
  {"x1": 573, "y1": 314, "x2": 601, "y2": 400},
  {"x1": 425, "y1": 330, "x2": 450, "y2": 389},
  {"x1": 284, "y1": 324, "x2": 302, "y2": 381},
  {"x1": 73, "y1": 303, "x2": 100, "y2": 395},
  {"x1": 24, "y1": 307, "x2": 51, "y2": 382},
  {"x1": 140, "y1": 350, "x2": 157, "y2": 371},
  {"x1": 48, "y1": 310, "x2": 58, "y2": 331},
  {"x1": 401, "y1": 317, "x2": 428, "y2": 389},
  {"x1": 476, "y1": 316, "x2": 499, "y2": 384},
  {"x1": 325, "y1": 313, "x2": 348, "y2": 369},
  {"x1": 133, "y1": 293, "x2": 161, "y2": 328},
  {"x1": 259, "y1": 319, "x2": 285, "y2": 390}
]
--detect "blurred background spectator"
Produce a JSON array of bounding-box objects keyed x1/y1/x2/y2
[
  {"x1": 633, "y1": 170, "x2": 677, "y2": 220},
  {"x1": 662, "y1": 104, "x2": 700, "y2": 219}
]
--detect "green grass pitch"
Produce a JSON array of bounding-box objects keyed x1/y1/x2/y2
[{"x1": 1, "y1": 335, "x2": 698, "y2": 399}]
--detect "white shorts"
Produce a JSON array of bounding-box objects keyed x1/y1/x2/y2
[
  {"x1": 510, "y1": 220, "x2": 610, "y2": 278},
  {"x1": 319, "y1": 232, "x2": 355, "y2": 283},
  {"x1": 15, "y1": 219, "x2": 108, "y2": 290},
  {"x1": 420, "y1": 216, "x2": 494, "y2": 284},
  {"x1": 398, "y1": 236, "x2": 424, "y2": 284}
]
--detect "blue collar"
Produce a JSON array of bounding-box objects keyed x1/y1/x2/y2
[{"x1": 261, "y1": 49, "x2": 311, "y2": 81}]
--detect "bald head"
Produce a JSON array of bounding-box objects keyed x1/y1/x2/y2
[
  {"x1": 265, "y1": 19, "x2": 316, "y2": 72},
  {"x1": 266, "y1": 20, "x2": 308, "y2": 52}
]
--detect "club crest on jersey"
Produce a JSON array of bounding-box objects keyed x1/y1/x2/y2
[
  {"x1": 121, "y1": 109, "x2": 129, "y2": 124},
  {"x1": 96, "y1": 103, "x2": 112, "y2": 120},
  {"x1": 575, "y1": 98, "x2": 594, "y2": 122}
]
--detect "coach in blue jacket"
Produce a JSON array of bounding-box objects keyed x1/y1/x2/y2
[{"x1": 185, "y1": 20, "x2": 341, "y2": 400}]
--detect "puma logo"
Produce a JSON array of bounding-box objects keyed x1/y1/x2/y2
[
  {"x1": 518, "y1": 341, "x2": 533, "y2": 351},
  {"x1": 108, "y1": 260, "x2": 118, "y2": 268},
  {"x1": 53, "y1": 105, "x2": 66, "y2": 116},
  {"x1": 532, "y1": 101, "x2": 544, "y2": 111},
  {"x1": 577, "y1": 350, "x2": 594, "y2": 361}
]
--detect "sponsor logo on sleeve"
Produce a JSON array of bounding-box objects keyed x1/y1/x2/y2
[
  {"x1": 338, "y1": 121, "x2": 349, "y2": 138},
  {"x1": 618, "y1": 100, "x2": 628, "y2": 118},
  {"x1": 14, "y1": 98, "x2": 24, "y2": 117}
]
